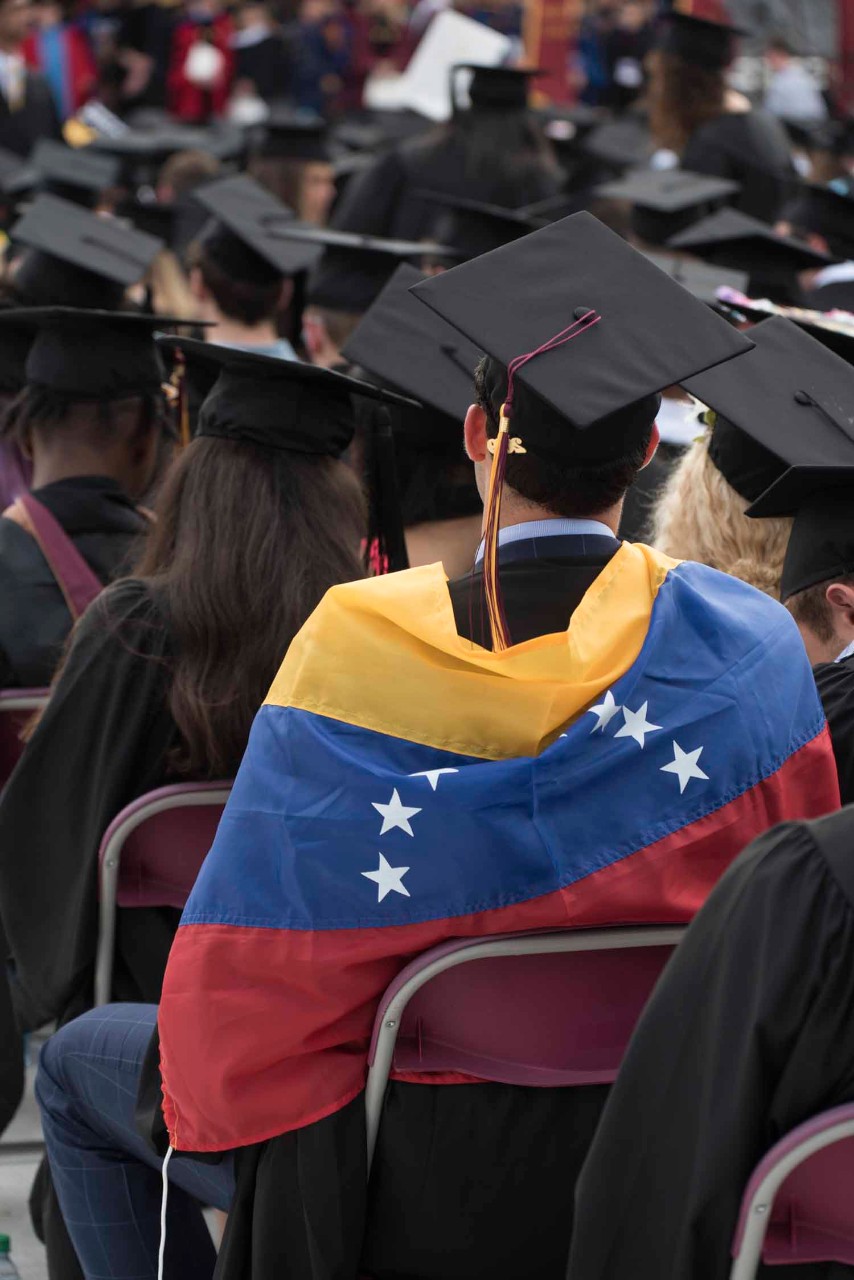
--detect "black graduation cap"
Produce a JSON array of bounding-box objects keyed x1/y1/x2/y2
[
  {"x1": 410, "y1": 210, "x2": 752, "y2": 461},
  {"x1": 419, "y1": 191, "x2": 544, "y2": 261},
  {"x1": 29, "y1": 139, "x2": 121, "y2": 207},
  {"x1": 520, "y1": 192, "x2": 583, "y2": 223},
  {"x1": 668, "y1": 207, "x2": 834, "y2": 281},
  {"x1": 747, "y1": 465, "x2": 854, "y2": 600},
  {"x1": 0, "y1": 307, "x2": 180, "y2": 399},
  {"x1": 452, "y1": 65, "x2": 541, "y2": 113},
  {"x1": 258, "y1": 110, "x2": 331, "y2": 163},
  {"x1": 582, "y1": 116, "x2": 653, "y2": 172},
  {"x1": 682, "y1": 316, "x2": 854, "y2": 502},
  {"x1": 0, "y1": 303, "x2": 32, "y2": 394},
  {"x1": 640, "y1": 249, "x2": 749, "y2": 304},
  {"x1": 655, "y1": 11, "x2": 749, "y2": 70},
  {"x1": 297, "y1": 226, "x2": 462, "y2": 314},
  {"x1": 342, "y1": 262, "x2": 483, "y2": 430},
  {"x1": 718, "y1": 299, "x2": 854, "y2": 367},
  {"x1": 155, "y1": 335, "x2": 418, "y2": 455},
  {"x1": 192, "y1": 174, "x2": 322, "y2": 283},
  {"x1": 783, "y1": 183, "x2": 854, "y2": 261},
  {"x1": 10, "y1": 193, "x2": 164, "y2": 309},
  {"x1": 596, "y1": 167, "x2": 740, "y2": 246}
]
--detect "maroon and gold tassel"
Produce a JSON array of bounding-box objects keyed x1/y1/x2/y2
[{"x1": 482, "y1": 407, "x2": 513, "y2": 652}]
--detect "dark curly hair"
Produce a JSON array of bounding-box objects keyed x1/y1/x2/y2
[{"x1": 648, "y1": 50, "x2": 726, "y2": 154}]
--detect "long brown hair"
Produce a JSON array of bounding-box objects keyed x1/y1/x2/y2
[
  {"x1": 648, "y1": 50, "x2": 726, "y2": 154},
  {"x1": 134, "y1": 436, "x2": 366, "y2": 777}
]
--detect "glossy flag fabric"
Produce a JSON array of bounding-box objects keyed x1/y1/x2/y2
[{"x1": 158, "y1": 544, "x2": 840, "y2": 1153}]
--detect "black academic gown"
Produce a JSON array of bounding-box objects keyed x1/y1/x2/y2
[
  {"x1": 331, "y1": 131, "x2": 562, "y2": 244},
  {"x1": 0, "y1": 577, "x2": 182, "y2": 1034},
  {"x1": 234, "y1": 34, "x2": 294, "y2": 102},
  {"x1": 0, "y1": 475, "x2": 149, "y2": 689},
  {"x1": 567, "y1": 809, "x2": 854, "y2": 1280},
  {"x1": 814, "y1": 655, "x2": 854, "y2": 805},
  {"x1": 173, "y1": 538, "x2": 620, "y2": 1280},
  {"x1": 0, "y1": 70, "x2": 61, "y2": 156},
  {"x1": 681, "y1": 110, "x2": 795, "y2": 224}
]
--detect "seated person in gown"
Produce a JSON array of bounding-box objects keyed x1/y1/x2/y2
[
  {"x1": 0, "y1": 309, "x2": 166, "y2": 688},
  {"x1": 34, "y1": 215, "x2": 840, "y2": 1280},
  {"x1": 567, "y1": 806, "x2": 854, "y2": 1280},
  {"x1": 648, "y1": 12, "x2": 795, "y2": 225},
  {"x1": 0, "y1": 339, "x2": 369, "y2": 1032},
  {"x1": 748, "y1": 466, "x2": 854, "y2": 805}
]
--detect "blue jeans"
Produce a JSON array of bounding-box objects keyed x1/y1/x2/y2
[{"x1": 36, "y1": 1004, "x2": 235, "y2": 1280}]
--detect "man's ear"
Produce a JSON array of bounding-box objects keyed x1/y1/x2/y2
[
  {"x1": 826, "y1": 580, "x2": 854, "y2": 626},
  {"x1": 639, "y1": 422, "x2": 660, "y2": 470},
  {"x1": 464, "y1": 403, "x2": 489, "y2": 463}
]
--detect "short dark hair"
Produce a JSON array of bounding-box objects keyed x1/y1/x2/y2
[
  {"x1": 192, "y1": 244, "x2": 282, "y2": 327},
  {"x1": 1, "y1": 386, "x2": 167, "y2": 450},
  {"x1": 787, "y1": 575, "x2": 854, "y2": 641},
  {"x1": 473, "y1": 356, "x2": 653, "y2": 518}
]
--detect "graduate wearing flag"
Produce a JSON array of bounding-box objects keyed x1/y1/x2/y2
[{"x1": 36, "y1": 213, "x2": 841, "y2": 1280}]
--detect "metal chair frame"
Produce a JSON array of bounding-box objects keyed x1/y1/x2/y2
[
  {"x1": 94, "y1": 782, "x2": 231, "y2": 1007},
  {"x1": 730, "y1": 1106, "x2": 854, "y2": 1280},
  {"x1": 364, "y1": 924, "x2": 685, "y2": 1171}
]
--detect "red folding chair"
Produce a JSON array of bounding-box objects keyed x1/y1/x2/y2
[
  {"x1": 364, "y1": 925, "x2": 685, "y2": 1171},
  {"x1": 731, "y1": 1103, "x2": 854, "y2": 1278},
  {"x1": 0, "y1": 688, "x2": 48, "y2": 788},
  {"x1": 95, "y1": 781, "x2": 231, "y2": 1006}
]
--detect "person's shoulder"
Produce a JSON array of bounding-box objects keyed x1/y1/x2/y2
[{"x1": 796, "y1": 807, "x2": 854, "y2": 910}]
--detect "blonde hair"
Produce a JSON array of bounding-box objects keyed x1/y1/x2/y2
[{"x1": 651, "y1": 434, "x2": 792, "y2": 600}]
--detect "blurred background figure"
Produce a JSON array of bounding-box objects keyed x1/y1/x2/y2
[
  {"x1": 293, "y1": 0, "x2": 350, "y2": 115},
  {"x1": 0, "y1": 0, "x2": 60, "y2": 154},
  {"x1": 23, "y1": 0, "x2": 95, "y2": 119},
  {"x1": 167, "y1": 0, "x2": 234, "y2": 121},
  {"x1": 764, "y1": 32, "x2": 828, "y2": 126}
]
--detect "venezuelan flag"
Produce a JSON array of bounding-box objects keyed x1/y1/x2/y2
[{"x1": 158, "y1": 545, "x2": 839, "y2": 1153}]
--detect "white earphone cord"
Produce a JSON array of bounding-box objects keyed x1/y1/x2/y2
[{"x1": 157, "y1": 1146, "x2": 174, "y2": 1280}]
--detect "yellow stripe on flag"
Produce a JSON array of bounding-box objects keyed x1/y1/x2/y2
[{"x1": 266, "y1": 543, "x2": 678, "y2": 761}]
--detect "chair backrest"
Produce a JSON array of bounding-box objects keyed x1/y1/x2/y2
[
  {"x1": 730, "y1": 1103, "x2": 854, "y2": 1280},
  {"x1": 364, "y1": 925, "x2": 685, "y2": 1169},
  {"x1": 94, "y1": 781, "x2": 231, "y2": 1006},
  {"x1": 0, "y1": 688, "x2": 49, "y2": 788}
]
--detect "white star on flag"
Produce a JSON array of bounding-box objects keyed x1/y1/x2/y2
[
  {"x1": 661, "y1": 741, "x2": 709, "y2": 793},
  {"x1": 615, "y1": 701, "x2": 662, "y2": 749},
  {"x1": 372, "y1": 788, "x2": 422, "y2": 836},
  {"x1": 362, "y1": 853, "x2": 411, "y2": 902},
  {"x1": 409, "y1": 768, "x2": 459, "y2": 791},
  {"x1": 587, "y1": 690, "x2": 621, "y2": 734}
]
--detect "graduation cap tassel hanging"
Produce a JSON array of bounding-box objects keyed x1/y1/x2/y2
[
  {"x1": 482, "y1": 309, "x2": 602, "y2": 651},
  {"x1": 172, "y1": 348, "x2": 191, "y2": 448},
  {"x1": 366, "y1": 401, "x2": 409, "y2": 576}
]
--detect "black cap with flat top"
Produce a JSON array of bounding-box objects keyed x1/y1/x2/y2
[
  {"x1": 342, "y1": 262, "x2": 483, "y2": 430},
  {"x1": 258, "y1": 111, "x2": 331, "y2": 163},
  {"x1": 581, "y1": 116, "x2": 653, "y2": 172},
  {"x1": 746, "y1": 465, "x2": 854, "y2": 600},
  {"x1": 10, "y1": 193, "x2": 164, "y2": 309},
  {"x1": 28, "y1": 138, "x2": 120, "y2": 206},
  {"x1": 192, "y1": 173, "x2": 322, "y2": 283},
  {"x1": 783, "y1": 183, "x2": 854, "y2": 260},
  {"x1": 682, "y1": 316, "x2": 854, "y2": 502},
  {"x1": 0, "y1": 307, "x2": 185, "y2": 400},
  {"x1": 298, "y1": 226, "x2": 462, "y2": 314},
  {"x1": 410, "y1": 209, "x2": 753, "y2": 461},
  {"x1": 419, "y1": 191, "x2": 545, "y2": 261},
  {"x1": 668, "y1": 207, "x2": 834, "y2": 280},
  {"x1": 155, "y1": 335, "x2": 418, "y2": 456},
  {"x1": 640, "y1": 250, "x2": 749, "y2": 304},
  {"x1": 452, "y1": 65, "x2": 541, "y2": 112},
  {"x1": 596, "y1": 167, "x2": 740, "y2": 245},
  {"x1": 655, "y1": 11, "x2": 749, "y2": 69}
]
